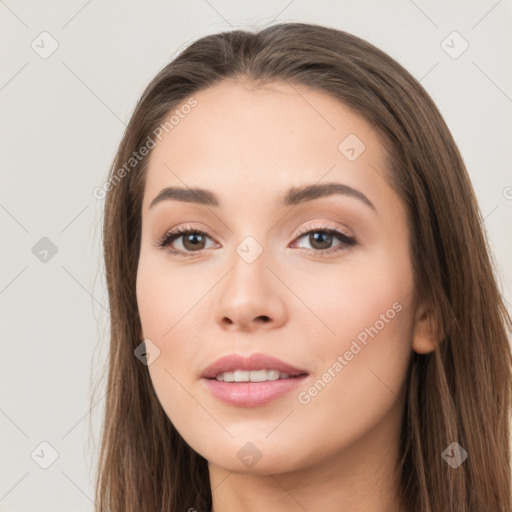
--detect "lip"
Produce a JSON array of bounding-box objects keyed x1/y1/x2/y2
[
  {"x1": 200, "y1": 353, "x2": 309, "y2": 407},
  {"x1": 200, "y1": 353, "x2": 308, "y2": 379},
  {"x1": 201, "y1": 376, "x2": 308, "y2": 407}
]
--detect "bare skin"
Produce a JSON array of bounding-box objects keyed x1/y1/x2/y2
[{"x1": 136, "y1": 79, "x2": 437, "y2": 512}]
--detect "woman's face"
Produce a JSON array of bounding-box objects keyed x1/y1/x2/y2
[{"x1": 136, "y1": 79, "x2": 430, "y2": 476}]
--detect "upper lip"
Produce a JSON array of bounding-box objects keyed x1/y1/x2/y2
[{"x1": 201, "y1": 353, "x2": 308, "y2": 379}]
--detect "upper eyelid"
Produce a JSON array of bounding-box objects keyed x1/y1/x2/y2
[
  {"x1": 161, "y1": 222, "x2": 354, "y2": 246},
  {"x1": 294, "y1": 223, "x2": 352, "y2": 238}
]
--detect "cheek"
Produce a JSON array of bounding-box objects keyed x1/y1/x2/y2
[
  {"x1": 291, "y1": 242, "x2": 414, "y2": 351},
  {"x1": 291, "y1": 246, "x2": 415, "y2": 419},
  {"x1": 136, "y1": 250, "x2": 210, "y2": 385},
  {"x1": 136, "y1": 256, "x2": 210, "y2": 448},
  {"x1": 136, "y1": 246, "x2": 193, "y2": 339}
]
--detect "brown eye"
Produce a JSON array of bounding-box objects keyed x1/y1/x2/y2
[
  {"x1": 291, "y1": 225, "x2": 357, "y2": 257},
  {"x1": 158, "y1": 226, "x2": 216, "y2": 257},
  {"x1": 157, "y1": 224, "x2": 356, "y2": 259},
  {"x1": 181, "y1": 232, "x2": 207, "y2": 251},
  {"x1": 308, "y1": 231, "x2": 334, "y2": 250}
]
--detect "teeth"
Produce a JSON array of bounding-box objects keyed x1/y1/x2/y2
[{"x1": 215, "y1": 370, "x2": 292, "y2": 382}]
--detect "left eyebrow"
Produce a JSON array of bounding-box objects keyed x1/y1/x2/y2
[
  {"x1": 149, "y1": 182, "x2": 376, "y2": 212},
  {"x1": 281, "y1": 182, "x2": 376, "y2": 211}
]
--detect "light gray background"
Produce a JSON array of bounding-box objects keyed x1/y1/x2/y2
[{"x1": 1, "y1": 1, "x2": 511, "y2": 510}]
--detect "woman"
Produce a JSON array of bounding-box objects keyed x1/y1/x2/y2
[{"x1": 94, "y1": 22, "x2": 512, "y2": 512}]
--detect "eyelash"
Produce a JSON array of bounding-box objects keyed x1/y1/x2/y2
[{"x1": 156, "y1": 223, "x2": 357, "y2": 259}]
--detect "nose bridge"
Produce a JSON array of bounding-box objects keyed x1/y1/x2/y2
[
  {"x1": 213, "y1": 228, "x2": 286, "y2": 330},
  {"x1": 226, "y1": 232, "x2": 270, "y2": 295},
  {"x1": 234, "y1": 233, "x2": 266, "y2": 267}
]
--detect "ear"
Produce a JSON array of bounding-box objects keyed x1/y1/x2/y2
[{"x1": 412, "y1": 303, "x2": 440, "y2": 354}]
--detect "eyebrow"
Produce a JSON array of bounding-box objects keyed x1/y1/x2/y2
[{"x1": 149, "y1": 182, "x2": 376, "y2": 211}]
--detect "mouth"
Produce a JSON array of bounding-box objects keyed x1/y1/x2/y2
[
  {"x1": 208, "y1": 369, "x2": 307, "y2": 382},
  {"x1": 200, "y1": 352, "x2": 308, "y2": 380},
  {"x1": 201, "y1": 374, "x2": 308, "y2": 407},
  {"x1": 200, "y1": 353, "x2": 309, "y2": 407}
]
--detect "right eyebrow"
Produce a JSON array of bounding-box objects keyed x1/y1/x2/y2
[{"x1": 149, "y1": 186, "x2": 219, "y2": 209}]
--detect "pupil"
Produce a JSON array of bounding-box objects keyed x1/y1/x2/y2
[
  {"x1": 311, "y1": 232, "x2": 332, "y2": 250},
  {"x1": 184, "y1": 233, "x2": 204, "y2": 250}
]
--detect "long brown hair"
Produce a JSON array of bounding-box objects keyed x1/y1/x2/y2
[{"x1": 93, "y1": 22, "x2": 512, "y2": 511}]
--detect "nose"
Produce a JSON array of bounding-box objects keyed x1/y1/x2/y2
[{"x1": 213, "y1": 244, "x2": 287, "y2": 332}]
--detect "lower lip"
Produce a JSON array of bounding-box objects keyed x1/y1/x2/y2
[{"x1": 201, "y1": 375, "x2": 308, "y2": 407}]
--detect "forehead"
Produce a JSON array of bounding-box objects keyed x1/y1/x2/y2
[{"x1": 141, "y1": 79, "x2": 391, "y2": 214}]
